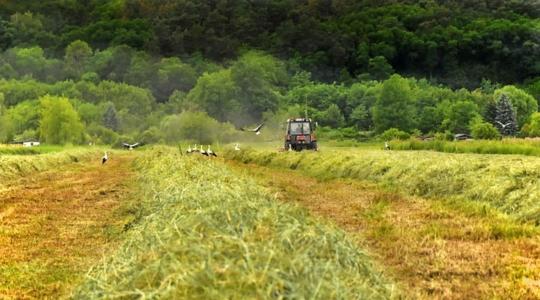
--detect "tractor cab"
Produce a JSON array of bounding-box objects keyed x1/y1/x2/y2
[{"x1": 284, "y1": 118, "x2": 318, "y2": 151}]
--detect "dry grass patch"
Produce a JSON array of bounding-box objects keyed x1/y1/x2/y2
[{"x1": 0, "y1": 153, "x2": 137, "y2": 299}]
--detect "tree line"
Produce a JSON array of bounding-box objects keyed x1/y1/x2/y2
[
  {"x1": 0, "y1": 41, "x2": 538, "y2": 145},
  {"x1": 0, "y1": 0, "x2": 538, "y2": 88}
]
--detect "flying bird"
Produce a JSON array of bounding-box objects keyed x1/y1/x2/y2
[
  {"x1": 241, "y1": 123, "x2": 264, "y2": 135},
  {"x1": 207, "y1": 146, "x2": 217, "y2": 157},
  {"x1": 495, "y1": 121, "x2": 513, "y2": 129},
  {"x1": 102, "y1": 151, "x2": 108, "y2": 164},
  {"x1": 122, "y1": 142, "x2": 140, "y2": 150}
]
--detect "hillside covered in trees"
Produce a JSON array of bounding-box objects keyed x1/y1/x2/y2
[{"x1": 0, "y1": 0, "x2": 538, "y2": 145}]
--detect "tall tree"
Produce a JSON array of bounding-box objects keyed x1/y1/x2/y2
[
  {"x1": 372, "y1": 74, "x2": 415, "y2": 133},
  {"x1": 495, "y1": 94, "x2": 518, "y2": 136},
  {"x1": 39, "y1": 95, "x2": 84, "y2": 144},
  {"x1": 102, "y1": 103, "x2": 119, "y2": 131}
]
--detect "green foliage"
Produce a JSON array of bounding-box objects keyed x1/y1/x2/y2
[
  {"x1": 319, "y1": 104, "x2": 345, "y2": 128},
  {"x1": 521, "y1": 113, "x2": 540, "y2": 137},
  {"x1": 160, "y1": 111, "x2": 237, "y2": 144},
  {"x1": 102, "y1": 103, "x2": 118, "y2": 131},
  {"x1": 441, "y1": 101, "x2": 479, "y2": 134},
  {"x1": 373, "y1": 75, "x2": 415, "y2": 133},
  {"x1": 39, "y1": 95, "x2": 84, "y2": 144},
  {"x1": 380, "y1": 128, "x2": 410, "y2": 141},
  {"x1": 187, "y1": 70, "x2": 239, "y2": 123},
  {"x1": 494, "y1": 86, "x2": 538, "y2": 128},
  {"x1": 64, "y1": 40, "x2": 92, "y2": 79},
  {"x1": 469, "y1": 117, "x2": 501, "y2": 140},
  {"x1": 495, "y1": 94, "x2": 518, "y2": 136}
]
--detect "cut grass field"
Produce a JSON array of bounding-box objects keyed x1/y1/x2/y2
[
  {"x1": 225, "y1": 147, "x2": 540, "y2": 223},
  {"x1": 73, "y1": 147, "x2": 398, "y2": 299},
  {"x1": 0, "y1": 152, "x2": 137, "y2": 299},
  {"x1": 3, "y1": 145, "x2": 540, "y2": 299},
  {"x1": 0, "y1": 144, "x2": 65, "y2": 155},
  {"x1": 227, "y1": 160, "x2": 540, "y2": 299},
  {"x1": 0, "y1": 148, "x2": 104, "y2": 187},
  {"x1": 390, "y1": 139, "x2": 540, "y2": 157}
]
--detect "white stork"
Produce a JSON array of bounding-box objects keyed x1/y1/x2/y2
[
  {"x1": 234, "y1": 143, "x2": 241, "y2": 151},
  {"x1": 102, "y1": 151, "x2": 108, "y2": 164},
  {"x1": 200, "y1": 145, "x2": 208, "y2": 156},
  {"x1": 122, "y1": 142, "x2": 140, "y2": 151},
  {"x1": 241, "y1": 123, "x2": 264, "y2": 135},
  {"x1": 207, "y1": 145, "x2": 217, "y2": 157}
]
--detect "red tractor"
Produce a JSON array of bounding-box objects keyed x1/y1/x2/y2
[{"x1": 284, "y1": 118, "x2": 318, "y2": 151}]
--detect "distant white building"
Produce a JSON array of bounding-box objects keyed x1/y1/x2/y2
[
  {"x1": 23, "y1": 141, "x2": 40, "y2": 147},
  {"x1": 11, "y1": 140, "x2": 40, "y2": 147}
]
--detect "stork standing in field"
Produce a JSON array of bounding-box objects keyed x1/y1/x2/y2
[
  {"x1": 207, "y1": 145, "x2": 217, "y2": 157},
  {"x1": 200, "y1": 145, "x2": 208, "y2": 156},
  {"x1": 241, "y1": 123, "x2": 264, "y2": 135},
  {"x1": 102, "y1": 151, "x2": 108, "y2": 164},
  {"x1": 384, "y1": 141, "x2": 391, "y2": 150},
  {"x1": 186, "y1": 145, "x2": 193, "y2": 154},
  {"x1": 234, "y1": 143, "x2": 241, "y2": 151}
]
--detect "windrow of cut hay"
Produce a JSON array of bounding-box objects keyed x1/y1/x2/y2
[
  {"x1": 0, "y1": 145, "x2": 64, "y2": 155},
  {"x1": 0, "y1": 148, "x2": 101, "y2": 184},
  {"x1": 225, "y1": 148, "x2": 540, "y2": 223},
  {"x1": 391, "y1": 139, "x2": 540, "y2": 157},
  {"x1": 73, "y1": 147, "x2": 397, "y2": 299}
]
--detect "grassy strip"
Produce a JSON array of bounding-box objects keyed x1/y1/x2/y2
[
  {"x1": 0, "y1": 148, "x2": 103, "y2": 184},
  {"x1": 227, "y1": 161, "x2": 540, "y2": 298},
  {"x1": 390, "y1": 139, "x2": 540, "y2": 157},
  {"x1": 224, "y1": 148, "x2": 540, "y2": 224},
  {"x1": 0, "y1": 145, "x2": 65, "y2": 155},
  {"x1": 73, "y1": 147, "x2": 398, "y2": 299}
]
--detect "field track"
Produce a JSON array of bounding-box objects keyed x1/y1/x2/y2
[
  {"x1": 227, "y1": 160, "x2": 540, "y2": 299},
  {"x1": 0, "y1": 153, "x2": 136, "y2": 299}
]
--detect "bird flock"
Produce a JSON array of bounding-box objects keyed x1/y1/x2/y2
[{"x1": 185, "y1": 144, "x2": 218, "y2": 157}]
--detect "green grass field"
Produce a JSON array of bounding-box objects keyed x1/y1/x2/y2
[
  {"x1": 2, "y1": 144, "x2": 540, "y2": 298},
  {"x1": 225, "y1": 146, "x2": 540, "y2": 224},
  {"x1": 0, "y1": 145, "x2": 66, "y2": 155},
  {"x1": 73, "y1": 147, "x2": 398, "y2": 299},
  {"x1": 389, "y1": 138, "x2": 540, "y2": 157}
]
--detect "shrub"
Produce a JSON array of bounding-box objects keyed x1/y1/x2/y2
[
  {"x1": 380, "y1": 128, "x2": 410, "y2": 141},
  {"x1": 470, "y1": 118, "x2": 501, "y2": 140}
]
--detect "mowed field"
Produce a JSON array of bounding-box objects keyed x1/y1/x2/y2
[{"x1": 1, "y1": 144, "x2": 540, "y2": 299}]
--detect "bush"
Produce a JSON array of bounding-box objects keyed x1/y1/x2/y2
[
  {"x1": 379, "y1": 128, "x2": 410, "y2": 141},
  {"x1": 470, "y1": 118, "x2": 501, "y2": 140}
]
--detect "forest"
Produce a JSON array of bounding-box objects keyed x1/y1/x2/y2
[{"x1": 0, "y1": 0, "x2": 538, "y2": 145}]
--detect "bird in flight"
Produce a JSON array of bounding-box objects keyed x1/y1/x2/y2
[
  {"x1": 495, "y1": 121, "x2": 513, "y2": 129},
  {"x1": 241, "y1": 123, "x2": 264, "y2": 135},
  {"x1": 102, "y1": 151, "x2": 108, "y2": 165},
  {"x1": 122, "y1": 142, "x2": 140, "y2": 150}
]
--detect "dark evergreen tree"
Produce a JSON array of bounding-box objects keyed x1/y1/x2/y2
[
  {"x1": 103, "y1": 104, "x2": 118, "y2": 131},
  {"x1": 494, "y1": 94, "x2": 518, "y2": 136},
  {"x1": 484, "y1": 100, "x2": 497, "y2": 124}
]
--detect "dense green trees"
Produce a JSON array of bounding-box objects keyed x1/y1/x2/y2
[
  {"x1": 0, "y1": 1, "x2": 537, "y2": 145},
  {"x1": 39, "y1": 95, "x2": 84, "y2": 144},
  {"x1": 0, "y1": 1, "x2": 537, "y2": 87},
  {"x1": 373, "y1": 75, "x2": 415, "y2": 133}
]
